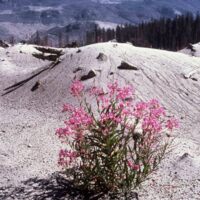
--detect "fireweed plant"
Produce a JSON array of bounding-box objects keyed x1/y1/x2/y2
[{"x1": 56, "y1": 80, "x2": 178, "y2": 193}]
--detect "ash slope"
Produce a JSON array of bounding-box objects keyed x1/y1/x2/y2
[{"x1": 0, "y1": 42, "x2": 200, "y2": 199}]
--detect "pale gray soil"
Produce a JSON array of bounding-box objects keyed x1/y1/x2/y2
[{"x1": 0, "y1": 42, "x2": 200, "y2": 199}]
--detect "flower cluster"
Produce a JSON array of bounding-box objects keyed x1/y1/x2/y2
[
  {"x1": 166, "y1": 118, "x2": 179, "y2": 130},
  {"x1": 56, "y1": 80, "x2": 179, "y2": 192},
  {"x1": 58, "y1": 150, "x2": 77, "y2": 167},
  {"x1": 56, "y1": 106, "x2": 93, "y2": 142},
  {"x1": 127, "y1": 160, "x2": 140, "y2": 171},
  {"x1": 70, "y1": 80, "x2": 84, "y2": 97}
]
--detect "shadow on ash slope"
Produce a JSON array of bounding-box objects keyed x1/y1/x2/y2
[{"x1": 0, "y1": 42, "x2": 200, "y2": 199}]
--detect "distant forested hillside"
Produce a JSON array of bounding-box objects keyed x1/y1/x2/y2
[{"x1": 87, "y1": 13, "x2": 200, "y2": 51}]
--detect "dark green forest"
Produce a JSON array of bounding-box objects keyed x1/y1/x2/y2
[
  {"x1": 87, "y1": 13, "x2": 200, "y2": 51},
  {"x1": 30, "y1": 13, "x2": 200, "y2": 51}
]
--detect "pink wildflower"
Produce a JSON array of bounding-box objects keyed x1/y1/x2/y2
[
  {"x1": 89, "y1": 86, "x2": 104, "y2": 96},
  {"x1": 142, "y1": 116, "x2": 162, "y2": 133},
  {"x1": 56, "y1": 127, "x2": 74, "y2": 138},
  {"x1": 70, "y1": 80, "x2": 84, "y2": 97},
  {"x1": 127, "y1": 160, "x2": 140, "y2": 171},
  {"x1": 149, "y1": 99, "x2": 160, "y2": 108},
  {"x1": 116, "y1": 85, "x2": 134, "y2": 101},
  {"x1": 100, "y1": 112, "x2": 122, "y2": 124},
  {"x1": 134, "y1": 101, "x2": 148, "y2": 118},
  {"x1": 66, "y1": 107, "x2": 93, "y2": 128},
  {"x1": 58, "y1": 150, "x2": 77, "y2": 167},
  {"x1": 108, "y1": 81, "x2": 118, "y2": 95},
  {"x1": 75, "y1": 131, "x2": 84, "y2": 141},
  {"x1": 98, "y1": 96, "x2": 111, "y2": 109},
  {"x1": 150, "y1": 107, "x2": 166, "y2": 118},
  {"x1": 118, "y1": 101, "x2": 133, "y2": 116},
  {"x1": 166, "y1": 118, "x2": 179, "y2": 130},
  {"x1": 122, "y1": 107, "x2": 132, "y2": 116},
  {"x1": 118, "y1": 102, "x2": 125, "y2": 109},
  {"x1": 62, "y1": 103, "x2": 74, "y2": 112}
]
